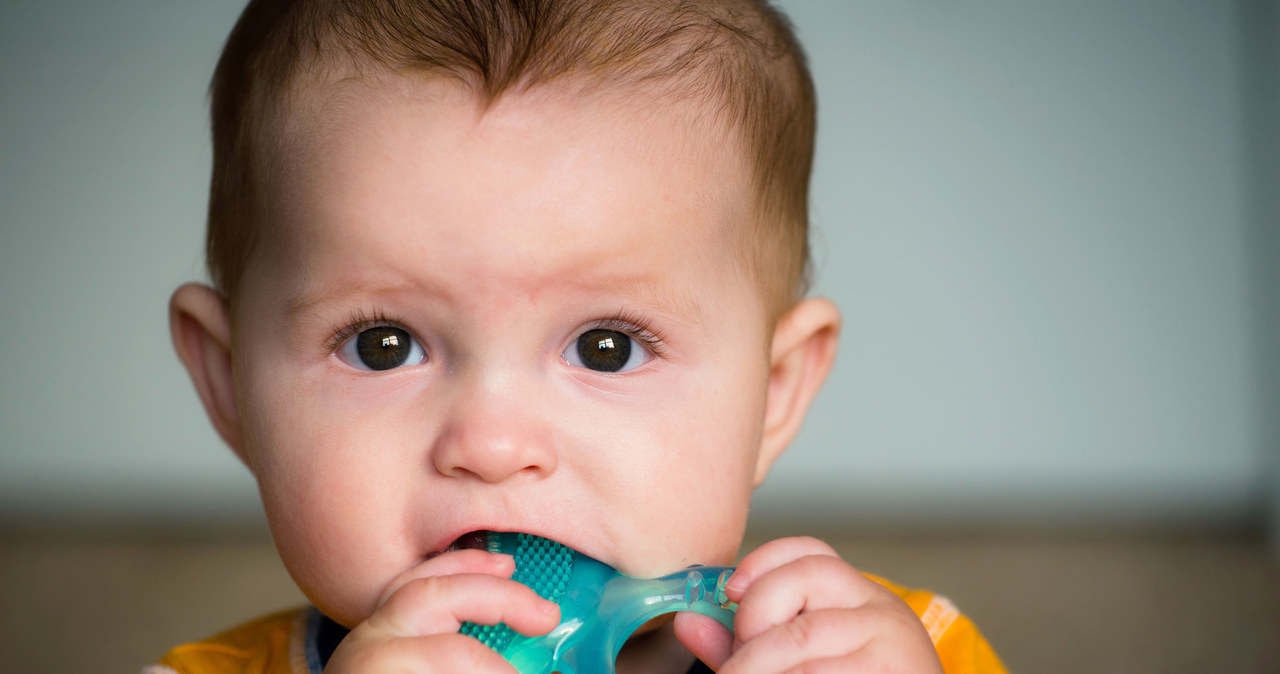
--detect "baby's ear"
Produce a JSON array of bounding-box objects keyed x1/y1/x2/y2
[
  {"x1": 169, "y1": 283, "x2": 247, "y2": 465},
  {"x1": 754, "y1": 297, "x2": 841, "y2": 486}
]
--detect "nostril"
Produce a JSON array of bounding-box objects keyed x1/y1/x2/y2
[
  {"x1": 433, "y1": 442, "x2": 557, "y2": 483},
  {"x1": 517, "y1": 461, "x2": 553, "y2": 478},
  {"x1": 430, "y1": 406, "x2": 558, "y2": 482}
]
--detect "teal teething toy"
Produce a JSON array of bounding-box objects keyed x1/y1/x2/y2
[{"x1": 459, "y1": 532, "x2": 737, "y2": 674}]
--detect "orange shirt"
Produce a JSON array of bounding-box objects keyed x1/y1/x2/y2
[{"x1": 871, "y1": 575, "x2": 1008, "y2": 674}]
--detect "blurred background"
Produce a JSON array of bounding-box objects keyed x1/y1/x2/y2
[{"x1": 1, "y1": 1, "x2": 1276, "y2": 672}]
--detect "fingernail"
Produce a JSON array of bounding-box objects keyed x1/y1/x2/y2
[{"x1": 725, "y1": 571, "x2": 747, "y2": 595}]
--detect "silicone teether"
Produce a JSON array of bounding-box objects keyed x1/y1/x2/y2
[{"x1": 459, "y1": 532, "x2": 737, "y2": 674}]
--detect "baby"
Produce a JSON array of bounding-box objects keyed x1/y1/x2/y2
[{"x1": 158, "y1": 1, "x2": 1005, "y2": 672}]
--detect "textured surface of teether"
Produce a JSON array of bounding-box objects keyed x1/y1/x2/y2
[{"x1": 459, "y1": 533, "x2": 575, "y2": 650}]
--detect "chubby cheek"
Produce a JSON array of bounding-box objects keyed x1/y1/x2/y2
[
  {"x1": 605, "y1": 365, "x2": 768, "y2": 575},
  {"x1": 241, "y1": 390, "x2": 417, "y2": 627}
]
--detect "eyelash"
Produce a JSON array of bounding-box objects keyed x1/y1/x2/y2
[
  {"x1": 587, "y1": 310, "x2": 669, "y2": 360},
  {"x1": 323, "y1": 307, "x2": 407, "y2": 354},
  {"x1": 322, "y1": 308, "x2": 669, "y2": 359}
]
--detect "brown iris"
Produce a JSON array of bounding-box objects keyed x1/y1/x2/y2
[
  {"x1": 355, "y1": 326, "x2": 414, "y2": 371},
  {"x1": 575, "y1": 329, "x2": 632, "y2": 372}
]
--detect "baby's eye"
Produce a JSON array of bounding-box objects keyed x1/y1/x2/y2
[
  {"x1": 562, "y1": 328, "x2": 653, "y2": 373},
  {"x1": 336, "y1": 326, "x2": 426, "y2": 371}
]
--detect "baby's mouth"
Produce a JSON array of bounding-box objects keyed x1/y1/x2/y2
[{"x1": 428, "y1": 530, "x2": 492, "y2": 559}]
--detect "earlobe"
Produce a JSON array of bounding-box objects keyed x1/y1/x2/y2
[
  {"x1": 754, "y1": 297, "x2": 841, "y2": 486},
  {"x1": 169, "y1": 283, "x2": 247, "y2": 464}
]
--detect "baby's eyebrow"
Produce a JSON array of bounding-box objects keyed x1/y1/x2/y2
[
  {"x1": 282, "y1": 282, "x2": 413, "y2": 317},
  {"x1": 283, "y1": 276, "x2": 705, "y2": 326},
  {"x1": 607, "y1": 277, "x2": 706, "y2": 326}
]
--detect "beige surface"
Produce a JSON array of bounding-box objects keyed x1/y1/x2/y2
[{"x1": 1, "y1": 526, "x2": 1276, "y2": 673}]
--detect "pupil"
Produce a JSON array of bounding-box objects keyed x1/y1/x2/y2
[
  {"x1": 356, "y1": 326, "x2": 412, "y2": 371},
  {"x1": 577, "y1": 329, "x2": 630, "y2": 372}
]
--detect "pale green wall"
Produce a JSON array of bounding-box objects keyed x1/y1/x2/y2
[{"x1": 0, "y1": 1, "x2": 1274, "y2": 533}]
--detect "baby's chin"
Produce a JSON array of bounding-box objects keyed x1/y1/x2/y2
[
  {"x1": 599, "y1": 548, "x2": 703, "y2": 580},
  {"x1": 278, "y1": 565, "x2": 377, "y2": 630},
  {"x1": 309, "y1": 593, "x2": 372, "y2": 631},
  {"x1": 608, "y1": 539, "x2": 740, "y2": 581}
]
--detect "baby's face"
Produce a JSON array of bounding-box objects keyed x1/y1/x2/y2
[{"x1": 231, "y1": 75, "x2": 774, "y2": 627}]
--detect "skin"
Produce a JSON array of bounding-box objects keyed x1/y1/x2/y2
[{"x1": 171, "y1": 73, "x2": 942, "y2": 672}]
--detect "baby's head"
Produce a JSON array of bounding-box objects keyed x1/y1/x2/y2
[{"x1": 171, "y1": 0, "x2": 839, "y2": 629}]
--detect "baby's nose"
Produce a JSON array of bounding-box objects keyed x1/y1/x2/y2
[{"x1": 430, "y1": 385, "x2": 558, "y2": 483}]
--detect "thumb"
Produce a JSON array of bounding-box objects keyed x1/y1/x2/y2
[{"x1": 674, "y1": 612, "x2": 734, "y2": 671}]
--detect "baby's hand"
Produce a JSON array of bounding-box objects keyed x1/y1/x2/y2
[
  {"x1": 324, "y1": 550, "x2": 560, "y2": 673},
  {"x1": 677, "y1": 537, "x2": 943, "y2": 673}
]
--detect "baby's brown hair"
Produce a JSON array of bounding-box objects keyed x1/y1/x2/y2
[{"x1": 208, "y1": 0, "x2": 815, "y2": 317}]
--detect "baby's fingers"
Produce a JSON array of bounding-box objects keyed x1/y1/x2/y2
[
  {"x1": 378, "y1": 548, "x2": 516, "y2": 608},
  {"x1": 719, "y1": 608, "x2": 871, "y2": 674},
  {"x1": 674, "y1": 611, "x2": 735, "y2": 670},
  {"x1": 328, "y1": 572, "x2": 559, "y2": 674},
  {"x1": 331, "y1": 631, "x2": 517, "y2": 673},
  {"x1": 727, "y1": 537, "x2": 840, "y2": 594},
  {"x1": 726, "y1": 609, "x2": 944, "y2": 674},
  {"x1": 732, "y1": 548, "x2": 882, "y2": 645},
  {"x1": 370, "y1": 573, "x2": 560, "y2": 639}
]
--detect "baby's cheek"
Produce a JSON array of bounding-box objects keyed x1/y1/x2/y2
[
  {"x1": 254, "y1": 456, "x2": 389, "y2": 626},
  {"x1": 270, "y1": 510, "x2": 387, "y2": 628},
  {"x1": 627, "y1": 403, "x2": 758, "y2": 564}
]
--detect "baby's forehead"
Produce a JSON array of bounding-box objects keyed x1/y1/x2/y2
[
  {"x1": 254, "y1": 69, "x2": 759, "y2": 292},
  {"x1": 281, "y1": 68, "x2": 743, "y2": 167}
]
